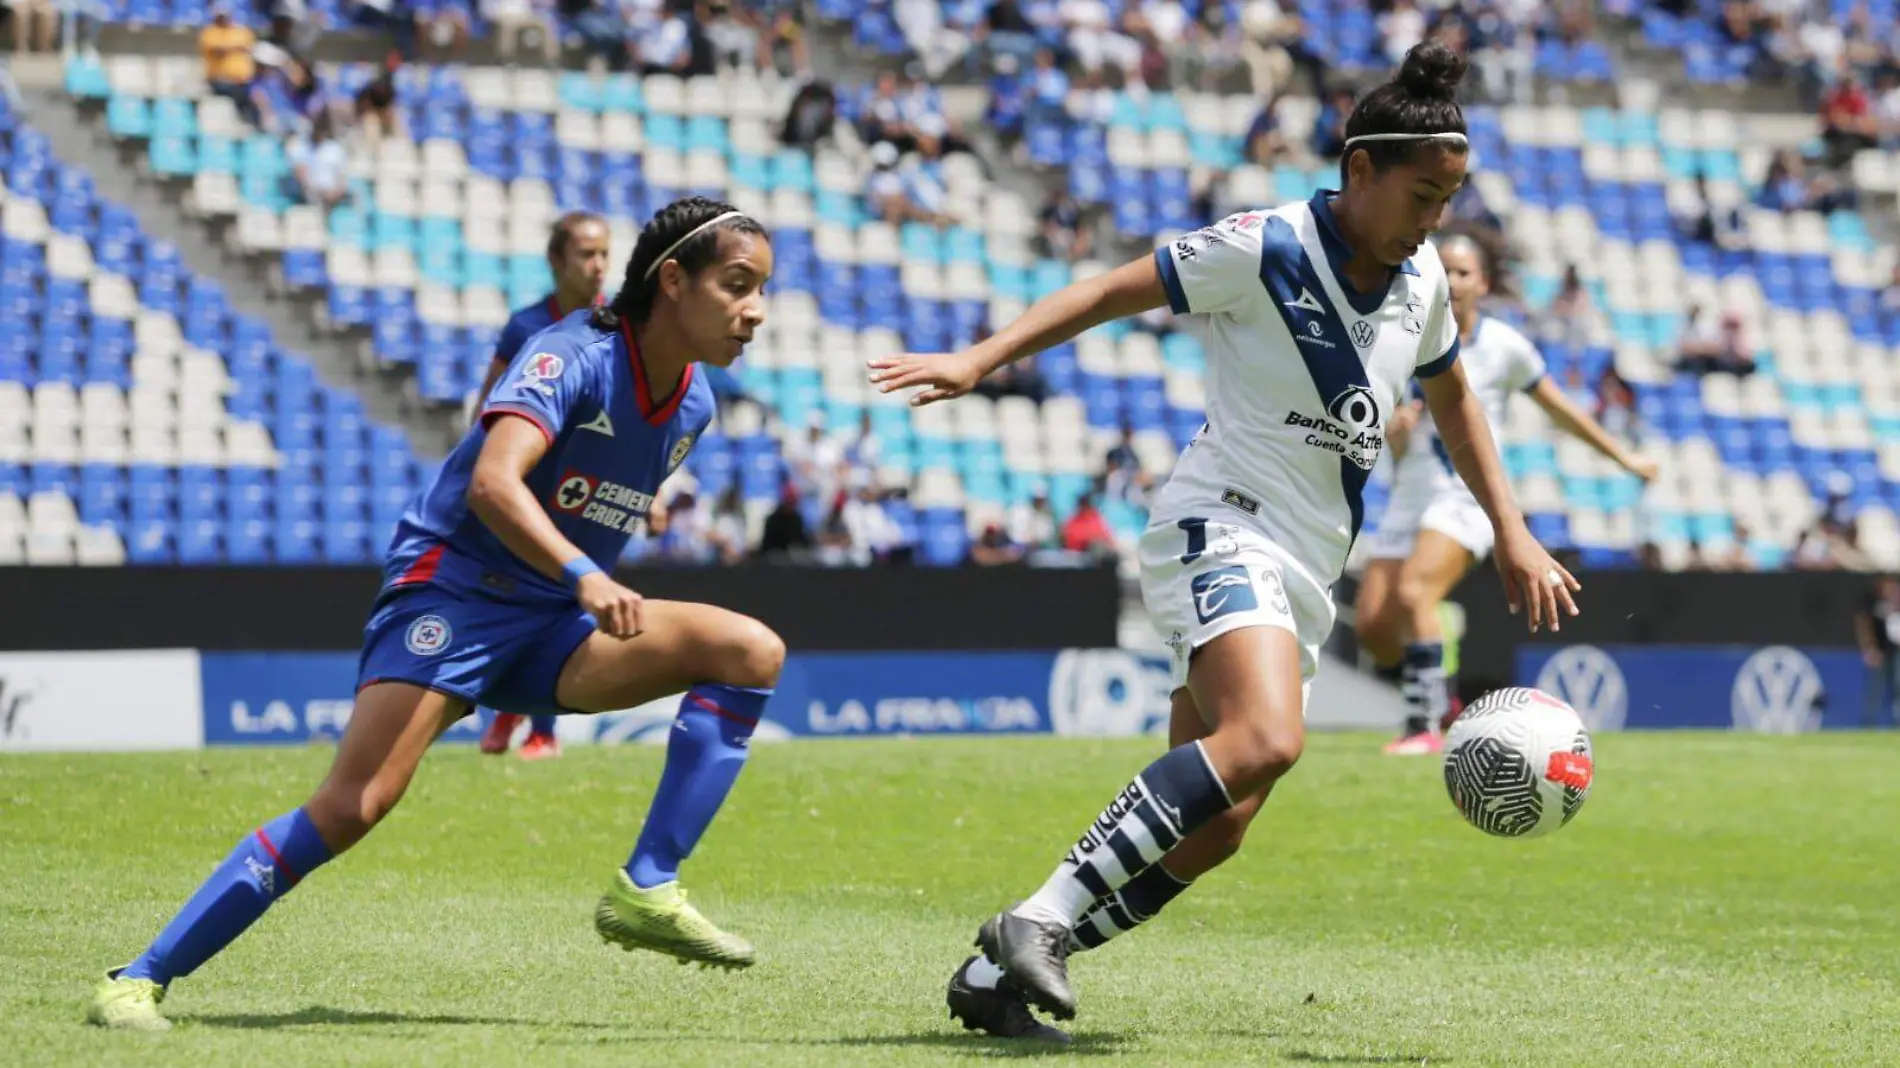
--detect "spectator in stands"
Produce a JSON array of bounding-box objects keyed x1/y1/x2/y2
[
  {"x1": 1793, "y1": 502, "x2": 1870, "y2": 571},
  {"x1": 754, "y1": 0, "x2": 810, "y2": 77},
  {"x1": 1059, "y1": 0, "x2": 1143, "y2": 79},
  {"x1": 1676, "y1": 302, "x2": 1756, "y2": 377},
  {"x1": 487, "y1": 0, "x2": 561, "y2": 64},
  {"x1": 706, "y1": 486, "x2": 748, "y2": 565},
  {"x1": 9, "y1": 0, "x2": 56, "y2": 54},
  {"x1": 1310, "y1": 87, "x2": 1354, "y2": 160},
  {"x1": 1874, "y1": 68, "x2": 1900, "y2": 148},
  {"x1": 1189, "y1": 1, "x2": 1245, "y2": 92},
  {"x1": 843, "y1": 483, "x2": 901, "y2": 563},
  {"x1": 1244, "y1": 99, "x2": 1290, "y2": 167},
  {"x1": 414, "y1": 0, "x2": 471, "y2": 61},
  {"x1": 897, "y1": 0, "x2": 970, "y2": 79},
  {"x1": 1855, "y1": 574, "x2": 1900, "y2": 726},
  {"x1": 1027, "y1": 47, "x2": 1070, "y2": 126},
  {"x1": 813, "y1": 495, "x2": 858, "y2": 566},
  {"x1": 1008, "y1": 489, "x2": 1058, "y2": 550},
  {"x1": 860, "y1": 70, "x2": 916, "y2": 150},
  {"x1": 255, "y1": 55, "x2": 327, "y2": 139},
  {"x1": 985, "y1": 53, "x2": 1029, "y2": 141},
  {"x1": 1821, "y1": 70, "x2": 1879, "y2": 164},
  {"x1": 1039, "y1": 187, "x2": 1091, "y2": 261},
  {"x1": 1756, "y1": 150, "x2": 1811, "y2": 211},
  {"x1": 842, "y1": 410, "x2": 880, "y2": 472},
  {"x1": 352, "y1": 0, "x2": 419, "y2": 60},
  {"x1": 1128, "y1": 0, "x2": 1196, "y2": 91},
  {"x1": 573, "y1": 0, "x2": 637, "y2": 71},
  {"x1": 1470, "y1": 0, "x2": 1534, "y2": 104},
  {"x1": 700, "y1": 0, "x2": 758, "y2": 68},
  {"x1": 865, "y1": 141, "x2": 957, "y2": 227},
  {"x1": 201, "y1": 5, "x2": 261, "y2": 127},
  {"x1": 783, "y1": 416, "x2": 844, "y2": 509},
  {"x1": 781, "y1": 79, "x2": 837, "y2": 149},
  {"x1": 655, "y1": 489, "x2": 712, "y2": 562},
  {"x1": 1060, "y1": 492, "x2": 1116, "y2": 557},
  {"x1": 757, "y1": 484, "x2": 813, "y2": 560},
  {"x1": 1104, "y1": 427, "x2": 1151, "y2": 504},
  {"x1": 970, "y1": 522, "x2": 1026, "y2": 565},
  {"x1": 976, "y1": 0, "x2": 1040, "y2": 67},
  {"x1": 1704, "y1": 522, "x2": 1755, "y2": 571},
  {"x1": 1539, "y1": 264, "x2": 1597, "y2": 351},
  {"x1": 1677, "y1": 172, "x2": 1746, "y2": 248},
  {"x1": 1239, "y1": 0, "x2": 1324, "y2": 99},
  {"x1": 1595, "y1": 364, "x2": 1640, "y2": 441},
  {"x1": 354, "y1": 61, "x2": 402, "y2": 147},
  {"x1": 638, "y1": 1, "x2": 699, "y2": 75},
  {"x1": 287, "y1": 112, "x2": 351, "y2": 210},
  {"x1": 1379, "y1": 0, "x2": 1427, "y2": 65}
]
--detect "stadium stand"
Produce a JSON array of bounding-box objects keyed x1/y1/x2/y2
[{"x1": 15, "y1": 1, "x2": 1900, "y2": 573}]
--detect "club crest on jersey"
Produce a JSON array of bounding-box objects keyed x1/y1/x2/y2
[
  {"x1": 667, "y1": 433, "x2": 697, "y2": 474},
  {"x1": 1349, "y1": 320, "x2": 1378, "y2": 348},
  {"x1": 1191, "y1": 566, "x2": 1257, "y2": 624},
  {"x1": 405, "y1": 614, "x2": 452, "y2": 656},
  {"x1": 554, "y1": 471, "x2": 598, "y2": 513}
]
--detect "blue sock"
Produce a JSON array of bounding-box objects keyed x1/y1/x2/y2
[
  {"x1": 625, "y1": 683, "x2": 771, "y2": 889},
  {"x1": 1403, "y1": 640, "x2": 1448, "y2": 731},
  {"x1": 121, "y1": 808, "x2": 333, "y2": 985},
  {"x1": 528, "y1": 715, "x2": 557, "y2": 739}
]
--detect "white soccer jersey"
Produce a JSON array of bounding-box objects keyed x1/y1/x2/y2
[
  {"x1": 1388, "y1": 314, "x2": 1546, "y2": 510},
  {"x1": 1146, "y1": 193, "x2": 1461, "y2": 594}
]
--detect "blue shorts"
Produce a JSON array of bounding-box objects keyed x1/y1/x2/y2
[{"x1": 355, "y1": 584, "x2": 598, "y2": 717}]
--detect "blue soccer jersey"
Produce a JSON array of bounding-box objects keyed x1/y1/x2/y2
[
  {"x1": 383, "y1": 313, "x2": 715, "y2": 606},
  {"x1": 494, "y1": 294, "x2": 587, "y2": 369}
]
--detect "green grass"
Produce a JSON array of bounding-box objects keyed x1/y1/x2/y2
[{"x1": 4, "y1": 732, "x2": 1898, "y2": 1066}]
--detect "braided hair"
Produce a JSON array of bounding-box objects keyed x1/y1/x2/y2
[
  {"x1": 1339, "y1": 41, "x2": 1470, "y2": 187},
  {"x1": 592, "y1": 197, "x2": 770, "y2": 330}
]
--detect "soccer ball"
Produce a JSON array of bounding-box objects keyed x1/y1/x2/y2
[{"x1": 1442, "y1": 687, "x2": 1594, "y2": 839}]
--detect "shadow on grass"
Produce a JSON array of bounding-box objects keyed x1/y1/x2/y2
[
  {"x1": 187, "y1": 1006, "x2": 1129, "y2": 1056},
  {"x1": 1284, "y1": 1051, "x2": 1447, "y2": 1065}
]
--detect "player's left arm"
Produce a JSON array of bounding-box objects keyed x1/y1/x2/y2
[{"x1": 1526, "y1": 377, "x2": 1657, "y2": 482}]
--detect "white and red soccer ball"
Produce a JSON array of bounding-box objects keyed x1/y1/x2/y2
[{"x1": 1442, "y1": 687, "x2": 1594, "y2": 839}]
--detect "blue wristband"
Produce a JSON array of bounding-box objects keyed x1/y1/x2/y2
[{"x1": 561, "y1": 556, "x2": 603, "y2": 589}]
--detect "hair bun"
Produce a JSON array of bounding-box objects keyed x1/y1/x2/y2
[{"x1": 1396, "y1": 41, "x2": 1467, "y2": 103}]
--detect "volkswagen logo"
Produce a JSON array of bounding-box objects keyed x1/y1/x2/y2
[
  {"x1": 1730, "y1": 646, "x2": 1824, "y2": 734},
  {"x1": 1534, "y1": 645, "x2": 1627, "y2": 732}
]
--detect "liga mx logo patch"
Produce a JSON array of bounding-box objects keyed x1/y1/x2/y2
[
  {"x1": 1190, "y1": 566, "x2": 1257, "y2": 625},
  {"x1": 668, "y1": 432, "x2": 697, "y2": 474},
  {"x1": 523, "y1": 352, "x2": 565, "y2": 380},
  {"x1": 405, "y1": 615, "x2": 452, "y2": 656}
]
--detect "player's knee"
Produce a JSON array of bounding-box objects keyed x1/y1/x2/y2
[
  {"x1": 1222, "y1": 720, "x2": 1304, "y2": 791},
  {"x1": 1394, "y1": 573, "x2": 1439, "y2": 618},
  {"x1": 719, "y1": 618, "x2": 786, "y2": 689},
  {"x1": 308, "y1": 778, "x2": 407, "y2": 848}
]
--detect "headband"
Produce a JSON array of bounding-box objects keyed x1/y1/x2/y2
[
  {"x1": 643, "y1": 210, "x2": 750, "y2": 281},
  {"x1": 1343, "y1": 131, "x2": 1470, "y2": 151}
]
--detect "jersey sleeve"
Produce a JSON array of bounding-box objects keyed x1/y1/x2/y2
[
  {"x1": 491, "y1": 315, "x2": 529, "y2": 367},
  {"x1": 1510, "y1": 329, "x2": 1549, "y2": 393},
  {"x1": 1414, "y1": 273, "x2": 1460, "y2": 379},
  {"x1": 1153, "y1": 212, "x2": 1267, "y2": 316},
  {"x1": 479, "y1": 333, "x2": 594, "y2": 446}
]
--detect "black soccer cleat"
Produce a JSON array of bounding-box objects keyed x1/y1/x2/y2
[
  {"x1": 975, "y1": 911, "x2": 1076, "y2": 1020},
  {"x1": 946, "y1": 956, "x2": 1072, "y2": 1043}
]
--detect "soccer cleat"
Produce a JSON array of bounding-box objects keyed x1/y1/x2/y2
[
  {"x1": 480, "y1": 713, "x2": 522, "y2": 754},
  {"x1": 594, "y1": 870, "x2": 755, "y2": 969},
  {"x1": 87, "y1": 971, "x2": 170, "y2": 1031},
  {"x1": 976, "y1": 911, "x2": 1076, "y2": 1020},
  {"x1": 1382, "y1": 730, "x2": 1444, "y2": 755},
  {"x1": 518, "y1": 733, "x2": 562, "y2": 761},
  {"x1": 946, "y1": 956, "x2": 1071, "y2": 1043}
]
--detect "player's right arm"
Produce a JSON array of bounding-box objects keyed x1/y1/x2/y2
[
  {"x1": 870, "y1": 212, "x2": 1268, "y2": 404},
  {"x1": 469, "y1": 341, "x2": 645, "y2": 638},
  {"x1": 471, "y1": 318, "x2": 529, "y2": 427}
]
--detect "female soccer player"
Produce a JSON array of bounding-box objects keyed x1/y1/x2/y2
[
  {"x1": 91, "y1": 198, "x2": 779, "y2": 1031},
  {"x1": 1359, "y1": 229, "x2": 1655, "y2": 755},
  {"x1": 476, "y1": 210, "x2": 613, "y2": 760},
  {"x1": 873, "y1": 43, "x2": 1580, "y2": 1033}
]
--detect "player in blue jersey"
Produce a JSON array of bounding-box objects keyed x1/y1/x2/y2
[
  {"x1": 475, "y1": 210, "x2": 612, "y2": 761},
  {"x1": 875, "y1": 44, "x2": 1578, "y2": 1038},
  {"x1": 90, "y1": 198, "x2": 779, "y2": 1031}
]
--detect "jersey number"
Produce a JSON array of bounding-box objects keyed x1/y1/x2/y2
[{"x1": 1178, "y1": 517, "x2": 1208, "y2": 564}]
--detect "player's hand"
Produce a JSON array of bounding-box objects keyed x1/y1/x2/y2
[
  {"x1": 1626, "y1": 453, "x2": 1659, "y2": 483},
  {"x1": 867, "y1": 349, "x2": 989, "y2": 407},
  {"x1": 1493, "y1": 522, "x2": 1580, "y2": 634},
  {"x1": 576, "y1": 571, "x2": 645, "y2": 639}
]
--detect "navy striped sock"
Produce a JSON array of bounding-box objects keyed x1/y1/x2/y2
[{"x1": 1068, "y1": 863, "x2": 1192, "y2": 951}]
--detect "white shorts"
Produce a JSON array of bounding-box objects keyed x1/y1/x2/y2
[
  {"x1": 1362, "y1": 488, "x2": 1494, "y2": 562},
  {"x1": 1137, "y1": 519, "x2": 1330, "y2": 706}
]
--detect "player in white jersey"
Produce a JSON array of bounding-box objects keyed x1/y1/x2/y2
[
  {"x1": 870, "y1": 44, "x2": 1579, "y2": 1035},
  {"x1": 1358, "y1": 230, "x2": 1656, "y2": 756}
]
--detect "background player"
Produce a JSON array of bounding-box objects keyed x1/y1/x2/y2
[
  {"x1": 476, "y1": 210, "x2": 613, "y2": 760},
  {"x1": 1357, "y1": 229, "x2": 1656, "y2": 755},
  {"x1": 873, "y1": 43, "x2": 1579, "y2": 1034},
  {"x1": 89, "y1": 198, "x2": 778, "y2": 1031}
]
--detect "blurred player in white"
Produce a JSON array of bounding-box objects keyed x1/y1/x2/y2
[
  {"x1": 1357, "y1": 229, "x2": 1655, "y2": 755},
  {"x1": 871, "y1": 43, "x2": 1580, "y2": 1038}
]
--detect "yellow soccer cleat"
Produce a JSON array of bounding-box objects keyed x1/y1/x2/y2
[
  {"x1": 594, "y1": 870, "x2": 755, "y2": 970},
  {"x1": 87, "y1": 972, "x2": 171, "y2": 1031}
]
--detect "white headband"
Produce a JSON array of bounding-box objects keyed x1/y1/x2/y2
[
  {"x1": 643, "y1": 210, "x2": 750, "y2": 281},
  {"x1": 1343, "y1": 131, "x2": 1469, "y2": 151}
]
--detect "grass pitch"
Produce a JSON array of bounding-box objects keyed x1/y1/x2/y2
[{"x1": 3, "y1": 732, "x2": 1896, "y2": 1066}]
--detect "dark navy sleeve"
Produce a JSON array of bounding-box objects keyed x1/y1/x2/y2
[
  {"x1": 479, "y1": 332, "x2": 593, "y2": 446},
  {"x1": 492, "y1": 314, "x2": 529, "y2": 367}
]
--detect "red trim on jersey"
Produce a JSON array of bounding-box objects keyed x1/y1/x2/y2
[
  {"x1": 620, "y1": 319, "x2": 694, "y2": 426},
  {"x1": 253, "y1": 827, "x2": 301, "y2": 887},
  {"x1": 688, "y1": 691, "x2": 759, "y2": 726},
  {"x1": 393, "y1": 544, "x2": 444, "y2": 586},
  {"x1": 480, "y1": 405, "x2": 556, "y2": 446}
]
